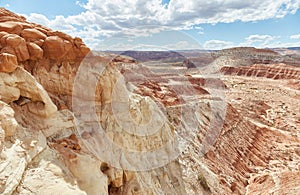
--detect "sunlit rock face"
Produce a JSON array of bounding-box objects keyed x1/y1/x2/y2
[
  {"x1": 0, "y1": 8, "x2": 90, "y2": 110},
  {"x1": 0, "y1": 7, "x2": 299, "y2": 195}
]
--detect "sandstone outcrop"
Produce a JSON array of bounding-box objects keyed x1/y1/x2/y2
[
  {"x1": 0, "y1": 67, "x2": 57, "y2": 117},
  {"x1": 0, "y1": 7, "x2": 90, "y2": 109}
]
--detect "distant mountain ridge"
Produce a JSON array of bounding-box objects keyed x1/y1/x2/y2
[
  {"x1": 287, "y1": 47, "x2": 300, "y2": 50},
  {"x1": 107, "y1": 47, "x2": 300, "y2": 67}
]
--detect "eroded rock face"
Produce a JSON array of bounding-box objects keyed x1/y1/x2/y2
[
  {"x1": 0, "y1": 7, "x2": 90, "y2": 109},
  {"x1": 221, "y1": 63, "x2": 300, "y2": 80},
  {"x1": 0, "y1": 101, "x2": 17, "y2": 138},
  {"x1": 0, "y1": 62, "x2": 83, "y2": 194},
  {"x1": 0, "y1": 8, "x2": 94, "y2": 194},
  {"x1": 0, "y1": 66, "x2": 97, "y2": 194},
  {"x1": 0, "y1": 67, "x2": 57, "y2": 117},
  {"x1": 207, "y1": 54, "x2": 300, "y2": 194}
]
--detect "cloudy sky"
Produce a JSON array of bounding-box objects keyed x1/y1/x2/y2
[{"x1": 1, "y1": 0, "x2": 300, "y2": 50}]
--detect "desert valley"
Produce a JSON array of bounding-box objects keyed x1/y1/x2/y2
[{"x1": 0, "y1": 8, "x2": 299, "y2": 195}]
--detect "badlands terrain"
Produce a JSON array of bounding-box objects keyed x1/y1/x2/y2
[{"x1": 0, "y1": 8, "x2": 299, "y2": 195}]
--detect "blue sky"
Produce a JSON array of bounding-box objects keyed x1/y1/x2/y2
[{"x1": 1, "y1": 0, "x2": 300, "y2": 50}]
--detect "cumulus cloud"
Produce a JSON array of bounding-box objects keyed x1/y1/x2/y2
[
  {"x1": 203, "y1": 40, "x2": 234, "y2": 50},
  {"x1": 241, "y1": 34, "x2": 280, "y2": 47},
  {"x1": 26, "y1": 13, "x2": 50, "y2": 27},
  {"x1": 290, "y1": 34, "x2": 300, "y2": 39},
  {"x1": 23, "y1": 0, "x2": 300, "y2": 49},
  {"x1": 26, "y1": 14, "x2": 76, "y2": 32},
  {"x1": 259, "y1": 41, "x2": 300, "y2": 48},
  {"x1": 245, "y1": 35, "x2": 277, "y2": 42}
]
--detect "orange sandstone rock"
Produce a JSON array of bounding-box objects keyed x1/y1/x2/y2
[
  {"x1": 0, "y1": 52, "x2": 17, "y2": 73},
  {"x1": 0, "y1": 33, "x2": 29, "y2": 61},
  {"x1": 21, "y1": 28, "x2": 47, "y2": 41},
  {"x1": 0, "y1": 21, "x2": 23, "y2": 34},
  {"x1": 27, "y1": 42, "x2": 43, "y2": 60},
  {"x1": 42, "y1": 36, "x2": 72, "y2": 60}
]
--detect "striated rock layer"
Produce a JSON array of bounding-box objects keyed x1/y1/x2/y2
[
  {"x1": 0, "y1": 8, "x2": 299, "y2": 195},
  {"x1": 221, "y1": 63, "x2": 300, "y2": 80}
]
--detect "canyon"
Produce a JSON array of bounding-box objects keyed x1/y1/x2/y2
[{"x1": 0, "y1": 8, "x2": 299, "y2": 195}]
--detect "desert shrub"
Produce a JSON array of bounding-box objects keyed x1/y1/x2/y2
[{"x1": 198, "y1": 174, "x2": 211, "y2": 192}]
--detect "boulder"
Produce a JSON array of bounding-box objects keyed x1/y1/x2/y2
[
  {"x1": 13, "y1": 67, "x2": 58, "y2": 117},
  {"x1": 27, "y1": 42, "x2": 43, "y2": 60},
  {"x1": 0, "y1": 52, "x2": 18, "y2": 73},
  {"x1": 0, "y1": 67, "x2": 57, "y2": 117},
  {"x1": 42, "y1": 36, "x2": 72, "y2": 60},
  {"x1": 74, "y1": 37, "x2": 90, "y2": 56},
  {"x1": 47, "y1": 31, "x2": 73, "y2": 43},
  {"x1": 0, "y1": 34, "x2": 29, "y2": 61},
  {"x1": 21, "y1": 28, "x2": 47, "y2": 41},
  {"x1": 0, "y1": 21, "x2": 23, "y2": 34}
]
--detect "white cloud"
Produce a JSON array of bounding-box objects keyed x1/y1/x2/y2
[
  {"x1": 290, "y1": 34, "x2": 300, "y2": 39},
  {"x1": 237, "y1": 34, "x2": 300, "y2": 48},
  {"x1": 245, "y1": 34, "x2": 277, "y2": 43},
  {"x1": 194, "y1": 26, "x2": 204, "y2": 35},
  {"x1": 27, "y1": 0, "x2": 300, "y2": 33},
  {"x1": 26, "y1": 14, "x2": 77, "y2": 33},
  {"x1": 23, "y1": 0, "x2": 300, "y2": 49},
  {"x1": 26, "y1": 13, "x2": 50, "y2": 27},
  {"x1": 259, "y1": 41, "x2": 300, "y2": 48},
  {"x1": 241, "y1": 34, "x2": 280, "y2": 47},
  {"x1": 50, "y1": 16, "x2": 77, "y2": 32},
  {"x1": 203, "y1": 40, "x2": 234, "y2": 50},
  {"x1": 166, "y1": 0, "x2": 300, "y2": 24}
]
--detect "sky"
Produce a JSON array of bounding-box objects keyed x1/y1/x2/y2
[{"x1": 1, "y1": 0, "x2": 300, "y2": 50}]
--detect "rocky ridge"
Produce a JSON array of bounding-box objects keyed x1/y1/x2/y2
[{"x1": 212, "y1": 47, "x2": 300, "y2": 67}]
